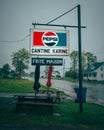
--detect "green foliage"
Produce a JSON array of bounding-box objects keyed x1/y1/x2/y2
[
  {"x1": 85, "y1": 52, "x2": 97, "y2": 69},
  {"x1": 65, "y1": 69, "x2": 77, "y2": 78},
  {"x1": 70, "y1": 50, "x2": 78, "y2": 72},
  {"x1": 1, "y1": 63, "x2": 10, "y2": 78},
  {"x1": 11, "y1": 48, "x2": 30, "y2": 77},
  {"x1": 10, "y1": 70, "x2": 17, "y2": 78},
  {"x1": 66, "y1": 50, "x2": 97, "y2": 78}
]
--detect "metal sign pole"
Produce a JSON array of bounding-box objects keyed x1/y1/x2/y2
[{"x1": 77, "y1": 4, "x2": 83, "y2": 113}]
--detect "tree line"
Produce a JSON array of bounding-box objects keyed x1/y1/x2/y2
[
  {"x1": 0, "y1": 48, "x2": 97, "y2": 79},
  {"x1": 65, "y1": 50, "x2": 97, "y2": 78},
  {"x1": 0, "y1": 48, "x2": 30, "y2": 78}
]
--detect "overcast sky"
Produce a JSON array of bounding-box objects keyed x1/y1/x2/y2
[{"x1": 0, "y1": 0, "x2": 104, "y2": 74}]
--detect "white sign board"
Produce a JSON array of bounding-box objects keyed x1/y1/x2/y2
[{"x1": 30, "y1": 29, "x2": 70, "y2": 56}]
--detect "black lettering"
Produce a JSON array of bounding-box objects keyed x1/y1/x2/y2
[
  {"x1": 52, "y1": 49, "x2": 67, "y2": 54},
  {"x1": 32, "y1": 48, "x2": 50, "y2": 53},
  {"x1": 43, "y1": 37, "x2": 58, "y2": 41}
]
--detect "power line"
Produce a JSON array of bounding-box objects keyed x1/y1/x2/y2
[
  {"x1": 0, "y1": 5, "x2": 78, "y2": 43},
  {"x1": 0, "y1": 34, "x2": 30, "y2": 43},
  {"x1": 0, "y1": 6, "x2": 78, "y2": 43}
]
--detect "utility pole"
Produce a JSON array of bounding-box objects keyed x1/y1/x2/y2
[{"x1": 77, "y1": 4, "x2": 83, "y2": 113}]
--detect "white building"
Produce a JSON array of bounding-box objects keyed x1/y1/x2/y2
[{"x1": 83, "y1": 62, "x2": 104, "y2": 81}]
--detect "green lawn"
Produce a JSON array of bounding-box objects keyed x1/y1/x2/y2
[
  {"x1": 0, "y1": 78, "x2": 34, "y2": 93},
  {"x1": 0, "y1": 78, "x2": 57, "y2": 93},
  {"x1": 0, "y1": 78, "x2": 104, "y2": 129},
  {"x1": 0, "y1": 100, "x2": 104, "y2": 129}
]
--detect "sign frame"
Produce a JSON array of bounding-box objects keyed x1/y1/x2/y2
[{"x1": 30, "y1": 28, "x2": 70, "y2": 56}]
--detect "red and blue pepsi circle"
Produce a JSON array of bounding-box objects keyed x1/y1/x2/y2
[
  {"x1": 32, "y1": 31, "x2": 67, "y2": 47},
  {"x1": 42, "y1": 32, "x2": 59, "y2": 47}
]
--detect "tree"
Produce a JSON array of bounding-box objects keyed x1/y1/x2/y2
[
  {"x1": 70, "y1": 51, "x2": 78, "y2": 78},
  {"x1": 68, "y1": 50, "x2": 97, "y2": 79},
  {"x1": 11, "y1": 48, "x2": 30, "y2": 78},
  {"x1": 65, "y1": 68, "x2": 75, "y2": 78},
  {"x1": 85, "y1": 52, "x2": 97, "y2": 69},
  {"x1": 2, "y1": 63, "x2": 10, "y2": 78},
  {"x1": 10, "y1": 70, "x2": 17, "y2": 78}
]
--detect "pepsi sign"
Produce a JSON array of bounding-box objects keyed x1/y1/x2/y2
[
  {"x1": 42, "y1": 32, "x2": 58, "y2": 47},
  {"x1": 30, "y1": 29, "x2": 70, "y2": 56}
]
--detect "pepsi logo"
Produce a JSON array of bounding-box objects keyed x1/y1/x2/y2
[{"x1": 42, "y1": 32, "x2": 59, "y2": 47}]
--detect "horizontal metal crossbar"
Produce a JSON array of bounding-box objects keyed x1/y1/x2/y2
[{"x1": 32, "y1": 23, "x2": 86, "y2": 28}]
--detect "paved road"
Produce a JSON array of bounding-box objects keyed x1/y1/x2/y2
[
  {"x1": 40, "y1": 78, "x2": 104, "y2": 106},
  {"x1": 0, "y1": 78, "x2": 103, "y2": 106}
]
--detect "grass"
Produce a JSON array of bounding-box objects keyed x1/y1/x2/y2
[
  {"x1": 0, "y1": 100, "x2": 104, "y2": 129},
  {"x1": 0, "y1": 78, "x2": 104, "y2": 129},
  {"x1": 0, "y1": 78, "x2": 56, "y2": 93},
  {"x1": 0, "y1": 78, "x2": 34, "y2": 93}
]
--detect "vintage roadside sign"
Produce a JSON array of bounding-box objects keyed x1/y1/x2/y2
[
  {"x1": 30, "y1": 29, "x2": 70, "y2": 56},
  {"x1": 31, "y1": 58, "x2": 63, "y2": 66}
]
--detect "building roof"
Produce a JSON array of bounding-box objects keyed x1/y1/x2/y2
[{"x1": 84, "y1": 62, "x2": 104, "y2": 74}]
